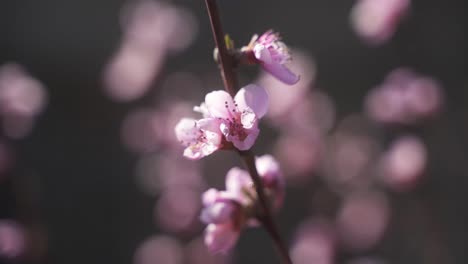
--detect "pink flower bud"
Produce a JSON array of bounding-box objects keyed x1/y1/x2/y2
[
  {"x1": 246, "y1": 31, "x2": 300, "y2": 85},
  {"x1": 204, "y1": 223, "x2": 240, "y2": 254}
]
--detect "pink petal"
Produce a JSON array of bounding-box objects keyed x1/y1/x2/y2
[
  {"x1": 225, "y1": 167, "x2": 252, "y2": 204},
  {"x1": 200, "y1": 202, "x2": 235, "y2": 224},
  {"x1": 234, "y1": 84, "x2": 269, "y2": 118},
  {"x1": 205, "y1": 90, "x2": 235, "y2": 118},
  {"x1": 263, "y1": 62, "x2": 300, "y2": 85},
  {"x1": 255, "y1": 154, "x2": 281, "y2": 183},
  {"x1": 240, "y1": 109, "x2": 256, "y2": 129},
  {"x1": 198, "y1": 118, "x2": 222, "y2": 145},
  {"x1": 231, "y1": 126, "x2": 259, "y2": 151},
  {"x1": 183, "y1": 146, "x2": 205, "y2": 160},
  {"x1": 202, "y1": 188, "x2": 220, "y2": 206},
  {"x1": 204, "y1": 223, "x2": 239, "y2": 254},
  {"x1": 197, "y1": 117, "x2": 220, "y2": 133},
  {"x1": 253, "y1": 44, "x2": 273, "y2": 64},
  {"x1": 174, "y1": 118, "x2": 199, "y2": 145}
]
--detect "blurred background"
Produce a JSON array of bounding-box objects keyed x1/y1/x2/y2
[{"x1": 0, "y1": 0, "x2": 467, "y2": 263}]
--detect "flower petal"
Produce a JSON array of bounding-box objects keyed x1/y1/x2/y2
[
  {"x1": 234, "y1": 84, "x2": 269, "y2": 118},
  {"x1": 202, "y1": 188, "x2": 219, "y2": 206},
  {"x1": 205, "y1": 90, "x2": 235, "y2": 118},
  {"x1": 253, "y1": 44, "x2": 273, "y2": 64},
  {"x1": 204, "y1": 223, "x2": 239, "y2": 254},
  {"x1": 200, "y1": 202, "x2": 235, "y2": 224},
  {"x1": 231, "y1": 126, "x2": 259, "y2": 151},
  {"x1": 240, "y1": 108, "x2": 257, "y2": 129},
  {"x1": 174, "y1": 118, "x2": 199, "y2": 146},
  {"x1": 255, "y1": 154, "x2": 282, "y2": 184},
  {"x1": 225, "y1": 167, "x2": 252, "y2": 204},
  {"x1": 263, "y1": 62, "x2": 300, "y2": 85},
  {"x1": 193, "y1": 102, "x2": 211, "y2": 118}
]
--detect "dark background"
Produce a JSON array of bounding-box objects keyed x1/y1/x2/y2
[{"x1": 0, "y1": 0, "x2": 467, "y2": 263}]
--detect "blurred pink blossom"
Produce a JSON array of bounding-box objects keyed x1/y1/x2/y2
[
  {"x1": 336, "y1": 191, "x2": 390, "y2": 251},
  {"x1": 121, "y1": 1, "x2": 198, "y2": 53},
  {"x1": 155, "y1": 186, "x2": 202, "y2": 234},
  {"x1": 245, "y1": 30, "x2": 299, "y2": 85},
  {"x1": 290, "y1": 219, "x2": 336, "y2": 264},
  {"x1": 255, "y1": 155, "x2": 285, "y2": 209},
  {"x1": 274, "y1": 132, "x2": 322, "y2": 182},
  {"x1": 200, "y1": 189, "x2": 243, "y2": 225},
  {"x1": 104, "y1": 1, "x2": 198, "y2": 102},
  {"x1": 321, "y1": 117, "x2": 381, "y2": 190},
  {"x1": 134, "y1": 235, "x2": 183, "y2": 264},
  {"x1": 0, "y1": 63, "x2": 47, "y2": 139},
  {"x1": 0, "y1": 220, "x2": 25, "y2": 259},
  {"x1": 365, "y1": 68, "x2": 443, "y2": 125},
  {"x1": 378, "y1": 135, "x2": 427, "y2": 191},
  {"x1": 0, "y1": 64, "x2": 47, "y2": 117},
  {"x1": 103, "y1": 43, "x2": 164, "y2": 102},
  {"x1": 350, "y1": 0, "x2": 410, "y2": 44},
  {"x1": 204, "y1": 223, "x2": 240, "y2": 255},
  {"x1": 200, "y1": 188, "x2": 246, "y2": 254}
]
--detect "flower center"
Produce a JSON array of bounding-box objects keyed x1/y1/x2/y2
[{"x1": 222, "y1": 100, "x2": 248, "y2": 141}]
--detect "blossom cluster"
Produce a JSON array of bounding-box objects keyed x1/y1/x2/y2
[
  {"x1": 175, "y1": 31, "x2": 298, "y2": 160},
  {"x1": 174, "y1": 31, "x2": 297, "y2": 253},
  {"x1": 201, "y1": 155, "x2": 284, "y2": 253}
]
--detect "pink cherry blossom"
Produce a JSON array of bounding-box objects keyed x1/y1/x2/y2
[
  {"x1": 247, "y1": 30, "x2": 300, "y2": 85},
  {"x1": 204, "y1": 223, "x2": 240, "y2": 254},
  {"x1": 224, "y1": 155, "x2": 284, "y2": 210},
  {"x1": 200, "y1": 154, "x2": 284, "y2": 254},
  {"x1": 174, "y1": 117, "x2": 222, "y2": 160},
  {"x1": 351, "y1": 0, "x2": 410, "y2": 45},
  {"x1": 224, "y1": 167, "x2": 254, "y2": 205},
  {"x1": 200, "y1": 188, "x2": 244, "y2": 254},
  {"x1": 255, "y1": 155, "x2": 285, "y2": 209},
  {"x1": 204, "y1": 84, "x2": 268, "y2": 150},
  {"x1": 200, "y1": 188, "x2": 243, "y2": 225}
]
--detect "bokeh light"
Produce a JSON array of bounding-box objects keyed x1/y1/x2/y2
[
  {"x1": 155, "y1": 186, "x2": 202, "y2": 234},
  {"x1": 290, "y1": 219, "x2": 335, "y2": 264},
  {"x1": 0, "y1": 220, "x2": 25, "y2": 259},
  {"x1": 134, "y1": 235, "x2": 183, "y2": 264},
  {"x1": 378, "y1": 135, "x2": 427, "y2": 191},
  {"x1": 336, "y1": 191, "x2": 390, "y2": 251},
  {"x1": 365, "y1": 68, "x2": 443, "y2": 125}
]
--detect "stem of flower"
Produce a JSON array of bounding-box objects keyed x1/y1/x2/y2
[
  {"x1": 204, "y1": 0, "x2": 238, "y2": 97},
  {"x1": 204, "y1": 1, "x2": 293, "y2": 263},
  {"x1": 240, "y1": 150, "x2": 293, "y2": 264}
]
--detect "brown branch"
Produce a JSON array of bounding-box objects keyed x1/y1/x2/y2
[
  {"x1": 204, "y1": 1, "x2": 293, "y2": 263},
  {"x1": 204, "y1": 0, "x2": 238, "y2": 96},
  {"x1": 240, "y1": 150, "x2": 293, "y2": 264}
]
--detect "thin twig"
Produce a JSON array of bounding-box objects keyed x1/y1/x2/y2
[
  {"x1": 204, "y1": 0, "x2": 238, "y2": 96},
  {"x1": 240, "y1": 150, "x2": 293, "y2": 264},
  {"x1": 204, "y1": 1, "x2": 293, "y2": 263}
]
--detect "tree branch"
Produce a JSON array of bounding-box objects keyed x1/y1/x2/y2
[
  {"x1": 204, "y1": 1, "x2": 293, "y2": 263},
  {"x1": 204, "y1": 0, "x2": 238, "y2": 97}
]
